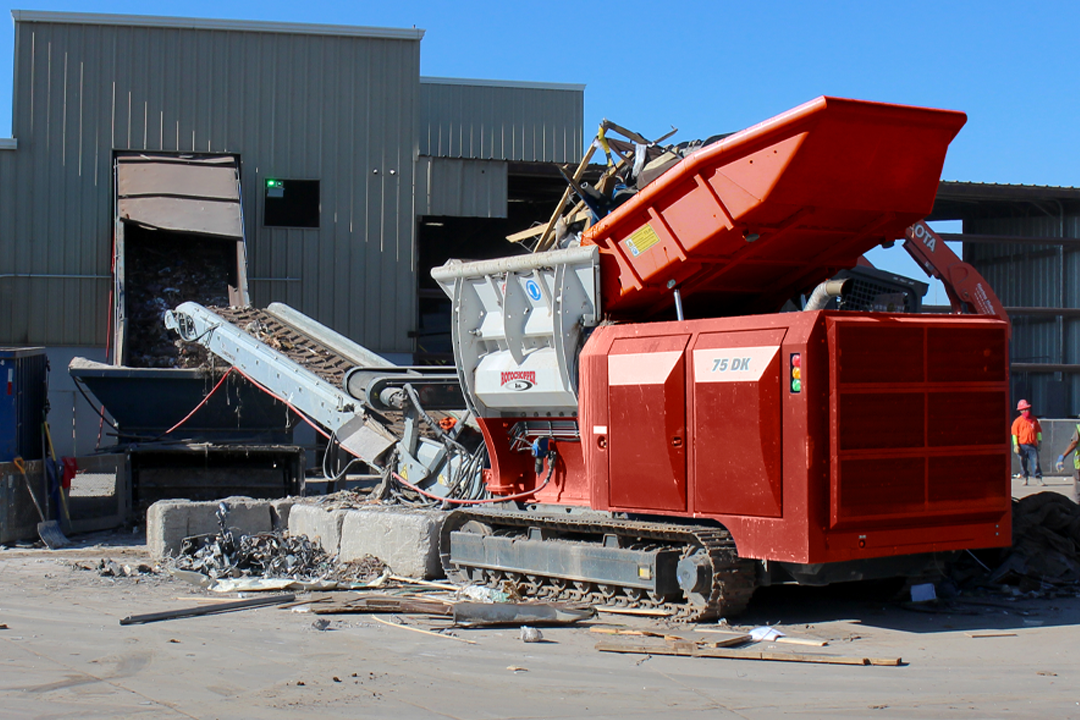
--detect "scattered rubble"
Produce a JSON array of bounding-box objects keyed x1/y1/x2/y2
[
  {"x1": 175, "y1": 530, "x2": 335, "y2": 581},
  {"x1": 169, "y1": 501, "x2": 386, "y2": 585},
  {"x1": 945, "y1": 491, "x2": 1080, "y2": 599}
]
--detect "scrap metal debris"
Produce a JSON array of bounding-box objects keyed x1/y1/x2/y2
[
  {"x1": 947, "y1": 492, "x2": 1080, "y2": 598},
  {"x1": 452, "y1": 602, "x2": 596, "y2": 628},
  {"x1": 119, "y1": 593, "x2": 296, "y2": 625},
  {"x1": 170, "y1": 502, "x2": 387, "y2": 586},
  {"x1": 97, "y1": 559, "x2": 156, "y2": 578},
  {"x1": 310, "y1": 595, "x2": 453, "y2": 616},
  {"x1": 513, "y1": 120, "x2": 733, "y2": 254}
]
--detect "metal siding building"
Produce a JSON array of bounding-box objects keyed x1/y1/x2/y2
[
  {"x1": 419, "y1": 77, "x2": 584, "y2": 163},
  {"x1": 0, "y1": 11, "x2": 584, "y2": 456},
  {"x1": 932, "y1": 182, "x2": 1080, "y2": 417},
  {"x1": 415, "y1": 78, "x2": 585, "y2": 220},
  {"x1": 1, "y1": 11, "x2": 424, "y2": 353}
]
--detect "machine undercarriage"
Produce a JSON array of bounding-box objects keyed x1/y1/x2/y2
[{"x1": 441, "y1": 508, "x2": 757, "y2": 621}]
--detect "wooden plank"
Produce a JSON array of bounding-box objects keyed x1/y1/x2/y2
[
  {"x1": 593, "y1": 605, "x2": 673, "y2": 617},
  {"x1": 507, "y1": 207, "x2": 592, "y2": 243},
  {"x1": 386, "y1": 575, "x2": 460, "y2": 591},
  {"x1": 965, "y1": 631, "x2": 1018, "y2": 638},
  {"x1": 776, "y1": 637, "x2": 829, "y2": 647},
  {"x1": 595, "y1": 640, "x2": 902, "y2": 667},
  {"x1": 310, "y1": 594, "x2": 453, "y2": 616},
  {"x1": 534, "y1": 145, "x2": 597, "y2": 252},
  {"x1": 669, "y1": 631, "x2": 752, "y2": 648},
  {"x1": 277, "y1": 594, "x2": 335, "y2": 609},
  {"x1": 369, "y1": 614, "x2": 477, "y2": 644}
]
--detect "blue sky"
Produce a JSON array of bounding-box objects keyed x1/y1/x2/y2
[{"x1": 2, "y1": 1, "x2": 1077, "y2": 300}]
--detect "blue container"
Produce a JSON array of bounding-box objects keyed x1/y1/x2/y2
[{"x1": 0, "y1": 347, "x2": 48, "y2": 462}]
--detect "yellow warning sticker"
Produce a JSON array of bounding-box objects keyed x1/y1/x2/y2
[{"x1": 623, "y1": 224, "x2": 661, "y2": 257}]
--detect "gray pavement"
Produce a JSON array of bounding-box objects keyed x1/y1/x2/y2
[{"x1": 2, "y1": 535, "x2": 1080, "y2": 719}]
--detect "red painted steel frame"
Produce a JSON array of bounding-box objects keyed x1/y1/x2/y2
[
  {"x1": 480, "y1": 311, "x2": 1011, "y2": 566},
  {"x1": 581, "y1": 96, "x2": 967, "y2": 319}
]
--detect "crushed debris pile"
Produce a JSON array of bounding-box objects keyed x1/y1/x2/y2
[
  {"x1": 940, "y1": 491, "x2": 1080, "y2": 600},
  {"x1": 98, "y1": 559, "x2": 155, "y2": 578},
  {"x1": 991, "y1": 492, "x2": 1080, "y2": 588},
  {"x1": 513, "y1": 120, "x2": 725, "y2": 253},
  {"x1": 69, "y1": 558, "x2": 158, "y2": 578},
  {"x1": 175, "y1": 530, "x2": 336, "y2": 581},
  {"x1": 170, "y1": 501, "x2": 387, "y2": 584}
]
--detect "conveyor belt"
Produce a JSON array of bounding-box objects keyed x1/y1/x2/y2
[
  {"x1": 209, "y1": 306, "x2": 356, "y2": 388},
  {"x1": 203, "y1": 305, "x2": 434, "y2": 442}
]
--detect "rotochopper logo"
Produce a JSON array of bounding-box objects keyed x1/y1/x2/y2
[{"x1": 501, "y1": 370, "x2": 536, "y2": 391}]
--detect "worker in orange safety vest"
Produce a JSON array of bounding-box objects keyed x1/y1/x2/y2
[{"x1": 1011, "y1": 399, "x2": 1043, "y2": 486}]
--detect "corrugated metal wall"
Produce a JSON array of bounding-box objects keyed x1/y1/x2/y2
[
  {"x1": 415, "y1": 157, "x2": 507, "y2": 218},
  {"x1": 966, "y1": 211, "x2": 1080, "y2": 415},
  {"x1": 0, "y1": 15, "x2": 422, "y2": 353},
  {"x1": 420, "y1": 78, "x2": 583, "y2": 163}
]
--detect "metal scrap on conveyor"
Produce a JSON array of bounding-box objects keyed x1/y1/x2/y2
[
  {"x1": 211, "y1": 305, "x2": 356, "y2": 388},
  {"x1": 178, "y1": 306, "x2": 421, "y2": 441}
]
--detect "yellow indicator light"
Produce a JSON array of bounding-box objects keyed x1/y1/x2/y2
[{"x1": 792, "y1": 367, "x2": 801, "y2": 380}]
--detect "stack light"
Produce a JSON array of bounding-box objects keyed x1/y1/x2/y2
[{"x1": 790, "y1": 353, "x2": 802, "y2": 393}]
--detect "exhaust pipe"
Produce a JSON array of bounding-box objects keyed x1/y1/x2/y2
[{"x1": 804, "y1": 279, "x2": 848, "y2": 311}]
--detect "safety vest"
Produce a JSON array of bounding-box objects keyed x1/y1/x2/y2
[{"x1": 1074, "y1": 423, "x2": 1080, "y2": 470}]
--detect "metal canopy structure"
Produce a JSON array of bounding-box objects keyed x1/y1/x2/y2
[{"x1": 928, "y1": 180, "x2": 1080, "y2": 416}]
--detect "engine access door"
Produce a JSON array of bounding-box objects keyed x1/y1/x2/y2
[
  {"x1": 690, "y1": 329, "x2": 785, "y2": 517},
  {"x1": 606, "y1": 334, "x2": 690, "y2": 511}
]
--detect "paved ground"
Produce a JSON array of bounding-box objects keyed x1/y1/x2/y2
[
  {"x1": 1012, "y1": 473, "x2": 1077, "y2": 502},
  {"x1": 2, "y1": 527, "x2": 1079, "y2": 720},
  {"x1": 2, "y1": 480, "x2": 1078, "y2": 719}
]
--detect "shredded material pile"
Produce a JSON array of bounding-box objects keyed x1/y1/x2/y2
[
  {"x1": 990, "y1": 492, "x2": 1080, "y2": 589},
  {"x1": 171, "y1": 501, "x2": 386, "y2": 584}
]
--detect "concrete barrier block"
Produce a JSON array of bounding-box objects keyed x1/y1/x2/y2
[
  {"x1": 287, "y1": 504, "x2": 348, "y2": 554},
  {"x1": 339, "y1": 506, "x2": 445, "y2": 579},
  {"x1": 270, "y1": 498, "x2": 296, "y2": 531},
  {"x1": 146, "y1": 496, "x2": 273, "y2": 560}
]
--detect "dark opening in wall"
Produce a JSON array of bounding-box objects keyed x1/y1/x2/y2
[
  {"x1": 123, "y1": 225, "x2": 234, "y2": 368},
  {"x1": 264, "y1": 179, "x2": 320, "y2": 228}
]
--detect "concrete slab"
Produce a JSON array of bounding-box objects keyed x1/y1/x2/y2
[
  {"x1": 9, "y1": 540, "x2": 1080, "y2": 718},
  {"x1": 286, "y1": 503, "x2": 348, "y2": 555},
  {"x1": 338, "y1": 506, "x2": 445, "y2": 579},
  {"x1": 146, "y1": 497, "x2": 273, "y2": 560},
  {"x1": 270, "y1": 497, "x2": 296, "y2": 531}
]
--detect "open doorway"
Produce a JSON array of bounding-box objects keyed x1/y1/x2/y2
[
  {"x1": 415, "y1": 167, "x2": 568, "y2": 364},
  {"x1": 113, "y1": 153, "x2": 248, "y2": 367}
]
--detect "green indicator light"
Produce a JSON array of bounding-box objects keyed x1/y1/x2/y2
[{"x1": 791, "y1": 378, "x2": 801, "y2": 393}]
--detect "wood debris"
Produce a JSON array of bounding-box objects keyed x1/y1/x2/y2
[{"x1": 595, "y1": 638, "x2": 902, "y2": 666}]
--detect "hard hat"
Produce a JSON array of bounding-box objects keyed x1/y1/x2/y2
[{"x1": 1017, "y1": 399, "x2": 1032, "y2": 411}]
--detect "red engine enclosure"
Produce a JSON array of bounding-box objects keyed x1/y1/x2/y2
[{"x1": 476, "y1": 310, "x2": 1011, "y2": 565}]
